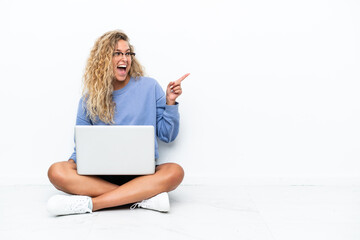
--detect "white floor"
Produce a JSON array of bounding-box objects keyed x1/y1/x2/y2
[{"x1": 0, "y1": 184, "x2": 359, "y2": 240}]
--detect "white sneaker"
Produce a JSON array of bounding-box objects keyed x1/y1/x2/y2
[
  {"x1": 47, "y1": 195, "x2": 92, "y2": 216},
  {"x1": 131, "y1": 192, "x2": 170, "y2": 212}
]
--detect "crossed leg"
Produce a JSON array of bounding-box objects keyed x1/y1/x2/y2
[{"x1": 47, "y1": 160, "x2": 184, "y2": 211}]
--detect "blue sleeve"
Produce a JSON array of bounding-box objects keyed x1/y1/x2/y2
[
  {"x1": 69, "y1": 98, "x2": 92, "y2": 163},
  {"x1": 155, "y1": 83, "x2": 180, "y2": 143}
]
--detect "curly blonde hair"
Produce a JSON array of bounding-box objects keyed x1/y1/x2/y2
[{"x1": 82, "y1": 30, "x2": 145, "y2": 124}]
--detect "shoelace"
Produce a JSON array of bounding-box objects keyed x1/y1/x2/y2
[
  {"x1": 130, "y1": 199, "x2": 150, "y2": 210},
  {"x1": 130, "y1": 202, "x2": 140, "y2": 210}
]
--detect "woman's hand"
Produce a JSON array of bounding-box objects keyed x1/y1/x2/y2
[{"x1": 166, "y1": 73, "x2": 190, "y2": 105}]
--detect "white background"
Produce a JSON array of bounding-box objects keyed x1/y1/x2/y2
[{"x1": 0, "y1": 0, "x2": 359, "y2": 185}]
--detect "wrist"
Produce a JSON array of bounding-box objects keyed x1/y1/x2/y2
[{"x1": 166, "y1": 100, "x2": 176, "y2": 105}]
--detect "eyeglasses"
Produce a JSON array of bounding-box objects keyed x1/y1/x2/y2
[{"x1": 113, "y1": 51, "x2": 136, "y2": 59}]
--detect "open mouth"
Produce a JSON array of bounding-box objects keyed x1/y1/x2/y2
[{"x1": 117, "y1": 65, "x2": 127, "y2": 75}]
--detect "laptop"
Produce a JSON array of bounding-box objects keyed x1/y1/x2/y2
[{"x1": 75, "y1": 125, "x2": 155, "y2": 175}]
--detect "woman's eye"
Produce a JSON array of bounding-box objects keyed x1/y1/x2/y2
[{"x1": 125, "y1": 53, "x2": 130, "y2": 56}]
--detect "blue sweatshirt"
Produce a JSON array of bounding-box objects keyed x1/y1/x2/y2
[{"x1": 69, "y1": 76, "x2": 180, "y2": 163}]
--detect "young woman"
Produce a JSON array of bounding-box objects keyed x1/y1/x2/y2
[{"x1": 47, "y1": 30, "x2": 189, "y2": 216}]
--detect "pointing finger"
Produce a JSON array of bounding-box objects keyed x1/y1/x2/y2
[{"x1": 176, "y1": 73, "x2": 190, "y2": 84}]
